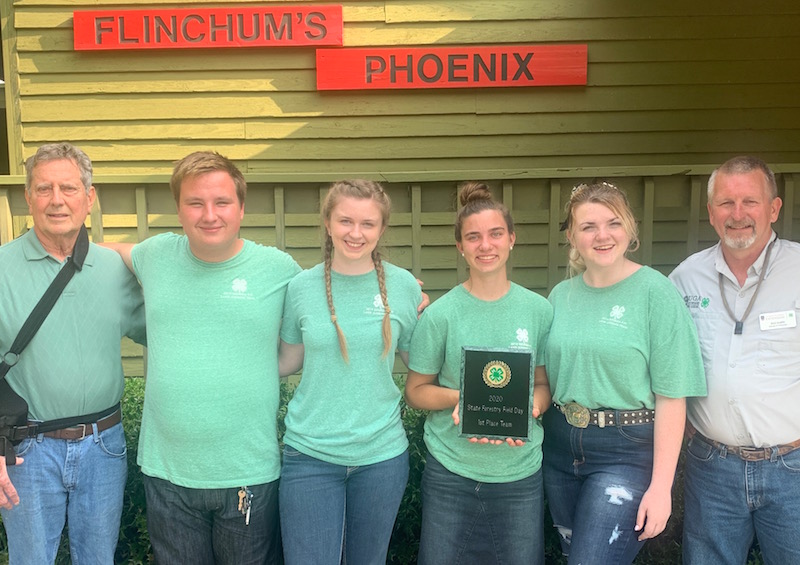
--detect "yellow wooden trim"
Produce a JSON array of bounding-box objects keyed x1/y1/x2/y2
[
  {"x1": 547, "y1": 179, "x2": 562, "y2": 292},
  {"x1": 135, "y1": 186, "x2": 148, "y2": 242},
  {"x1": 688, "y1": 177, "x2": 702, "y2": 256},
  {"x1": 783, "y1": 174, "x2": 795, "y2": 240},
  {"x1": 642, "y1": 178, "x2": 655, "y2": 266},
  {"x1": 274, "y1": 186, "x2": 286, "y2": 250},
  {"x1": 0, "y1": 188, "x2": 13, "y2": 245},
  {"x1": 90, "y1": 194, "x2": 104, "y2": 242},
  {"x1": 1, "y1": 0, "x2": 25, "y2": 174},
  {"x1": 411, "y1": 184, "x2": 421, "y2": 279}
]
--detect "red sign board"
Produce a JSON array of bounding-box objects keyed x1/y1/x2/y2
[
  {"x1": 316, "y1": 45, "x2": 587, "y2": 90},
  {"x1": 74, "y1": 6, "x2": 343, "y2": 50}
]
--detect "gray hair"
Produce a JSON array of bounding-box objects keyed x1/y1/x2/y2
[
  {"x1": 707, "y1": 156, "x2": 777, "y2": 200},
  {"x1": 25, "y1": 143, "x2": 93, "y2": 195}
]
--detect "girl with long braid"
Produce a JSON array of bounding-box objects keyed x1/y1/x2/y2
[{"x1": 277, "y1": 180, "x2": 422, "y2": 565}]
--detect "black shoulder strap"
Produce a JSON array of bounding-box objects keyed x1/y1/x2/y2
[{"x1": 0, "y1": 225, "x2": 90, "y2": 380}]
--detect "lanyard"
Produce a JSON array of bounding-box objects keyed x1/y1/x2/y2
[{"x1": 718, "y1": 238, "x2": 776, "y2": 335}]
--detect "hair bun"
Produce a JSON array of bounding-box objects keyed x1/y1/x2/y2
[{"x1": 458, "y1": 181, "x2": 493, "y2": 207}]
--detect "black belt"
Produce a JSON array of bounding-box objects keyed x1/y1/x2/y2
[{"x1": 554, "y1": 402, "x2": 655, "y2": 428}]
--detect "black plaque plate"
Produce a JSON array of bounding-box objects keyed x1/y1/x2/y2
[{"x1": 459, "y1": 347, "x2": 533, "y2": 440}]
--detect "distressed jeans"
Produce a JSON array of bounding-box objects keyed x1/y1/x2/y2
[
  {"x1": 542, "y1": 408, "x2": 653, "y2": 565},
  {"x1": 417, "y1": 454, "x2": 544, "y2": 565},
  {"x1": 682, "y1": 433, "x2": 800, "y2": 565},
  {"x1": 0, "y1": 422, "x2": 127, "y2": 565}
]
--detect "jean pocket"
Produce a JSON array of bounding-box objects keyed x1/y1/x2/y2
[
  {"x1": 13, "y1": 437, "x2": 35, "y2": 457},
  {"x1": 98, "y1": 425, "x2": 127, "y2": 458},
  {"x1": 779, "y1": 448, "x2": 800, "y2": 472},
  {"x1": 283, "y1": 444, "x2": 302, "y2": 458},
  {"x1": 617, "y1": 423, "x2": 654, "y2": 445},
  {"x1": 686, "y1": 436, "x2": 714, "y2": 462}
]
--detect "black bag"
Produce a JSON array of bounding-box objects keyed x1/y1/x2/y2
[
  {"x1": 0, "y1": 379, "x2": 29, "y2": 465},
  {"x1": 0, "y1": 225, "x2": 89, "y2": 466}
]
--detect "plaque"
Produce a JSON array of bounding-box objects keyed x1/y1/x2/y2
[{"x1": 459, "y1": 347, "x2": 533, "y2": 440}]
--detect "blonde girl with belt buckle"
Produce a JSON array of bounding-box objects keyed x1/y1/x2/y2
[
  {"x1": 277, "y1": 180, "x2": 422, "y2": 565},
  {"x1": 404, "y1": 182, "x2": 553, "y2": 564},
  {"x1": 542, "y1": 182, "x2": 706, "y2": 564}
]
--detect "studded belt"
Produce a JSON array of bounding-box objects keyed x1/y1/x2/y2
[
  {"x1": 687, "y1": 422, "x2": 800, "y2": 462},
  {"x1": 554, "y1": 402, "x2": 655, "y2": 429}
]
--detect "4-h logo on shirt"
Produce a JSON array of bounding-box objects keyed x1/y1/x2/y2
[
  {"x1": 232, "y1": 278, "x2": 248, "y2": 293},
  {"x1": 516, "y1": 328, "x2": 529, "y2": 343},
  {"x1": 610, "y1": 305, "x2": 626, "y2": 320},
  {"x1": 700, "y1": 297, "x2": 710, "y2": 309},
  {"x1": 373, "y1": 294, "x2": 383, "y2": 308}
]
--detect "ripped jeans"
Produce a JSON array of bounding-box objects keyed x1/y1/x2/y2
[{"x1": 542, "y1": 408, "x2": 654, "y2": 565}]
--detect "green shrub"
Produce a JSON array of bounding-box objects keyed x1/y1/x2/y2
[{"x1": 1, "y1": 378, "x2": 765, "y2": 564}]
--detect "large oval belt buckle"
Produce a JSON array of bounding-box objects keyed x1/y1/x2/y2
[{"x1": 564, "y1": 402, "x2": 590, "y2": 428}]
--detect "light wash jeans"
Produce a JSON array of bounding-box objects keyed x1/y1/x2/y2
[
  {"x1": 0, "y1": 422, "x2": 127, "y2": 565},
  {"x1": 542, "y1": 408, "x2": 654, "y2": 565},
  {"x1": 683, "y1": 433, "x2": 800, "y2": 565},
  {"x1": 417, "y1": 454, "x2": 544, "y2": 565},
  {"x1": 279, "y1": 444, "x2": 408, "y2": 565},
  {"x1": 143, "y1": 475, "x2": 281, "y2": 565}
]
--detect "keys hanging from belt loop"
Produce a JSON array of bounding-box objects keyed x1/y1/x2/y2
[{"x1": 238, "y1": 486, "x2": 253, "y2": 526}]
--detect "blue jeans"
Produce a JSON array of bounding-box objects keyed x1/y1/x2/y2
[
  {"x1": 279, "y1": 444, "x2": 408, "y2": 565},
  {"x1": 0, "y1": 422, "x2": 127, "y2": 565},
  {"x1": 542, "y1": 408, "x2": 654, "y2": 565},
  {"x1": 143, "y1": 475, "x2": 281, "y2": 565},
  {"x1": 417, "y1": 454, "x2": 544, "y2": 565},
  {"x1": 683, "y1": 433, "x2": 800, "y2": 565}
]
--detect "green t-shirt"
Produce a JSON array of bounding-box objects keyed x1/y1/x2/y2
[
  {"x1": 546, "y1": 266, "x2": 707, "y2": 410},
  {"x1": 0, "y1": 229, "x2": 145, "y2": 421},
  {"x1": 281, "y1": 262, "x2": 421, "y2": 466},
  {"x1": 131, "y1": 233, "x2": 301, "y2": 488},
  {"x1": 408, "y1": 283, "x2": 552, "y2": 483}
]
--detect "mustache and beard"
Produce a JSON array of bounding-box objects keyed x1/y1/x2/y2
[{"x1": 723, "y1": 220, "x2": 757, "y2": 249}]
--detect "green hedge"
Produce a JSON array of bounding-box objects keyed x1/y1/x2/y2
[{"x1": 1, "y1": 378, "x2": 764, "y2": 564}]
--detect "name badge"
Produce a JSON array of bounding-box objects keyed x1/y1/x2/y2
[{"x1": 759, "y1": 310, "x2": 797, "y2": 331}]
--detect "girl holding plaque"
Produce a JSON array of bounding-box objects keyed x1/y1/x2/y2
[
  {"x1": 543, "y1": 182, "x2": 706, "y2": 565},
  {"x1": 277, "y1": 180, "x2": 422, "y2": 565},
  {"x1": 405, "y1": 182, "x2": 553, "y2": 565}
]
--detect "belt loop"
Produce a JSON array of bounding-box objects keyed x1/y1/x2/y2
[
  {"x1": 597, "y1": 411, "x2": 606, "y2": 428},
  {"x1": 719, "y1": 444, "x2": 728, "y2": 459},
  {"x1": 770, "y1": 446, "x2": 779, "y2": 463},
  {"x1": 92, "y1": 422, "x2": 100, "y2": 444}
]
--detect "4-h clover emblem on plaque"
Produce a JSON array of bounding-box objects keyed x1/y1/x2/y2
[{"x1": 482, "y1": 360, "x2": 512, "y2": 388}]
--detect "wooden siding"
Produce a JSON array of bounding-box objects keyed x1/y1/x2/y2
[
  {"x1": 2, "y1": 169, "x2": 800, "y2": 376},
  {"x1": 2, "y1": 0, "x2": 800, "y2": 176}
]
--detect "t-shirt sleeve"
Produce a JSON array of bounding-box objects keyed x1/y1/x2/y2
[
  {"x1": 535, "y1": 299, "x2": 554, "y2": 367},
  {"x1": 408, "y1": 307, "x2": 446, "y2": 375},
  {"x1": 280, "y1": 275, "x2": 303, "y2": 344},
  {"x1": 395, "y1": 270, "x2": 422, "y2": 352},
  {"x1": 648, "y1": 276, "x2": 707, "y2": 398}
]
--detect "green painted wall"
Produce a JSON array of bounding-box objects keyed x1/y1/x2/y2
[{"x1": 2, "y1": 1, "x2": 799, "y2": 175}]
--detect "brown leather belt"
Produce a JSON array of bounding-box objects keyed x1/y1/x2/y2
[
  {"x1": 38, "y1": 408, "x2": 121, "y2": 440},
  {"x1": 687, "y1": 422, "x2": 800, "y2": 462},
  {"x1": 554, "y1": 402, "x2": 655, "y2": 428}
]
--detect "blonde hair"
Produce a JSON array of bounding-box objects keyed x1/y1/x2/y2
[
  {"x1": 561, "y1": 182, "x2": 639, "y2": 278},
  {"x1": 170, "y1": 151, "x2": 247, "y2": 205},
  {"x1": 321, "y1": 180, "x2": 392, "y2": 363}
]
